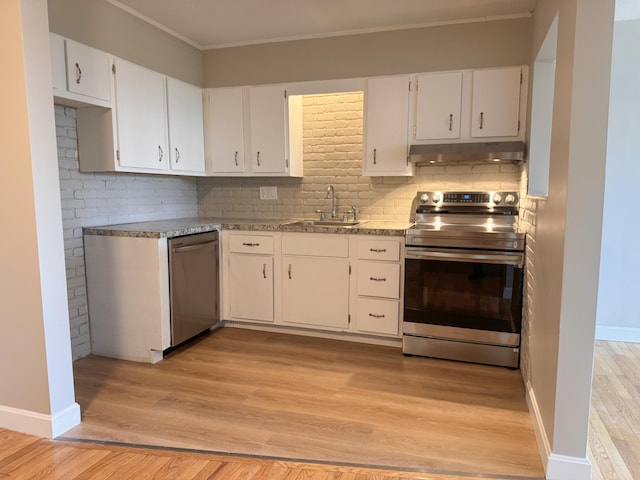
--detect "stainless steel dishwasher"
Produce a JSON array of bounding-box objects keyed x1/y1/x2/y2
[{"x1": 168, "y1": 231, "x2": 219, "y2": 346}]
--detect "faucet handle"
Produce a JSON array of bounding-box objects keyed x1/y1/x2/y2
[
  {"x1": 315, "y1": 209, "x2": 325, "y2": 221},
  {"x1": 351, "y1": 206, "x2": 359, "y2": 221}
]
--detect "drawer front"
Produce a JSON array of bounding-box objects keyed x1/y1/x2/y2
[
  {"x1": 228, "y1": 234, "x2": 274, "y2": 254},
  {"x1": 282, "y1": 234, "x2": 349, "y2": 257},
  {"x1": 356, "y1": 298, "x2": 399, "y2": 336},
  {"x1": 357, "y1": 239, "x2": 400, "y2": 261},
  {"x1": 357, "y1": 262, "x2": 400, "y2": 298}
]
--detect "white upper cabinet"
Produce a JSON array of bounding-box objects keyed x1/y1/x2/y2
[
  {"x1": 411, "y1": 66, "x2": 528, "y2": 145},
  {"x1": 415, "y1": 71, "x2": 463, "y2": 140},
  {"x1": 204, "y1": 87, "x2": 246, "y2": 174},
  {"x1": 167, "y1": 77, "x2": 205, "y2": 174},
  {"x1": 248, "y1": 84, "x2": 297, "y2": 176},
  {"x1": 49, "y1": 33, "x2": 112, "y2": 107},
  {"x1": 470, "y1": 66, "x2": 523, "y2": 138},
  {"x1": 113, "y1": 58, "x2": 169, "y2": 171},
  {"x1": 65, "y1": 39, "x2": 112, "y2": 102},
  {"x1": 364, "y1": 75, "x2": 412, "y2": 176}
]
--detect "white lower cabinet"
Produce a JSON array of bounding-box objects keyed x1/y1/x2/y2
[
  {"x1": 282, "y1": 256, "x2": 350, "y2": 329},
  {"x1": 281, "y1": 234, "x2": 350, "y2": 330},
  {"x1": 353, "y1": 237, "x2": 403, "y2": 337},
  {"x1": 222, "y1": 232, "x2": 403, "y2": 341},
  {"x1": 223, "y1": 232, "x2": 274, "y2": 323}
]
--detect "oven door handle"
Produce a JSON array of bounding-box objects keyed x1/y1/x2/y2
[{"x1": 405, "y1": 247, "x2": 523, "y2": 266}]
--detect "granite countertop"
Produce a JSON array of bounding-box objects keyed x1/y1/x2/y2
[{"x1": 83, "y1": 217, "x2": 414, "y2": 238}]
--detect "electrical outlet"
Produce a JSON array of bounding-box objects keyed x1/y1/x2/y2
[{"x1": 259, "y1": 186, "x2": 277, "y2": 200}]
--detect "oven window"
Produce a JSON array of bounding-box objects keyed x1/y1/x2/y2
[{"x1": 404, "y1": 258, "x2": 523, "y2": 334}]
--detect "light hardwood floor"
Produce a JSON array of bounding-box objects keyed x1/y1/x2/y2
[
  {"x1": 0, "y1": 427, "x2": 531, "y2": 480},
  {"x1": 64, "y1": 328, "x2": 544, "y2": 479},
  {"x1": 589, "y1": 340, "x2": 640, "y2": 480}
]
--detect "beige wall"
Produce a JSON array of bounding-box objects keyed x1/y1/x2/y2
[
  {"x1": 47, "y1": 0, "x2": 202, "y2": 86},
  {"x1": 202, "y1": 18, "x2": 532, "y2": 87},
  {"x1": 528, "y1": 0, "x2": 614, "y2": 476},
  {"x1": 198, "y1": 93, "x2": 522, "y2": 219}
]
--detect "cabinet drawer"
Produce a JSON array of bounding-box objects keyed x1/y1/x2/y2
[
  {"x1": 357, "y1": 239, "x2": 400, "y2": 261},
  {"x1": 356, "y1": 298, "x2": 399, "y2": 336},
  {"x1": 357, "y1": 262, "x2": 400, "y2": 298},
  {"x1": 228, "y1": 234, "x2": 274, "y2": 254},
  {"x1": 282, "y1": 234, "x2": 349, "y2": 257}
]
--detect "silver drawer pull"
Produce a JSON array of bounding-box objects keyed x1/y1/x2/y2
[
  {"x1": 370, "y1": 248, "x2": 387, "y2": 253},
  {"x1": 242, "y1": 242, "x2": 260, "y2": 247},
  {"x1": 370, "y1": 277, "x2": 386, "y2": 282},
  {"x1": 369, "y1": 313, "x2": 385, "y2": 319}
]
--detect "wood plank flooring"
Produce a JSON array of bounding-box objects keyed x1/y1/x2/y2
[
  {"x1": 589, "y1": 340, "x2": 640, "y2": 480},
  {"x1": 64, "y1": 328, "x2": 544, "y2": 479},
  {"x1": 0, "y1": 427, "x2": 532, "y2": 480}
]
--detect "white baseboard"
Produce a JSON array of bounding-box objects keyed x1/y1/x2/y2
[
  {"x1": 595, "y1": 325, "x2": 640, "y2": 343},
  {"x1": 525, "y1": 382, "x2": 552, "y2": 470},
  {"x1": 526, "y1": 381, "x2": 592, "y2": 480},
  {"x1": 0, "y1": 402, "x2": 80, "y2": 438},
  {"x1": 546, "y1": 453, "x2": 592, "y2": 480}
]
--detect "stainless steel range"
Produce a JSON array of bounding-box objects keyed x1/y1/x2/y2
[{"x1": 403, "y1": 191, "x2": 525, "y2": 368}]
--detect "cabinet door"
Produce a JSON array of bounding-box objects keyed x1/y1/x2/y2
[
  {"x1": 415, "y1": 72, "x2": 463, "y2": 140},
  {"x1": 282, "y1": 257, "x2": 349, "y2": 329},
  {"x1": 114, "y1": 58, "x2": 168, "y2": 171},
  {"x1": 249, "y1": 85, "x2": 288, "y2": 174},
  {"x1": 228, "y1": 254, "x2": 274, "y2": 322},
  {"x1": 204, "y1": 87, "x2": 246, "y2": 174},
  {"x1": 65, "y1": 39, "x2": 112, "y2": 102},
  {"x1": 364, "y1": 76, "x2": 411, "y2": 176},
  {"x1": 167, "y1": 77, "x2": 205, "y2": 174},
  {"x1": 471, "y1": 67, "x2": 522, "y2": 138}
]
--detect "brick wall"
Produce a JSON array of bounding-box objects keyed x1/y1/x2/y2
[
  {"x1": 518, "y1": 167, "x2": 539, "y2": 383},
  {"x1": 55, "y1": 106, "x2": 198, "y2": 360},
  {"x1": 198, "y1": 92, "x2": 523, "y2": 220}
]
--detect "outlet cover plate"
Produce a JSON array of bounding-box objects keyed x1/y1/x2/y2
[{"x1": 260, "y1": 186, "x2": 277, "y2": 200}]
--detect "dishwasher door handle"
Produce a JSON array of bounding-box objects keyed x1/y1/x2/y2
[{"x1": 171, "y1": 240, "x2": 217, "y2": 254}]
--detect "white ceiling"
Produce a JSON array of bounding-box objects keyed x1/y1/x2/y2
[{"x1": 107, "y1": 0, "x2": 537, "y2": 50}]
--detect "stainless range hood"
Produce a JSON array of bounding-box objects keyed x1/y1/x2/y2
[{"x1": 409, "y1": 141, "x2": 526, "y2": 165}]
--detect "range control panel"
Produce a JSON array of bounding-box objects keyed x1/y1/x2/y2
[{"x1": 416, "y1": 191, "x2": 519, "y2": 208}]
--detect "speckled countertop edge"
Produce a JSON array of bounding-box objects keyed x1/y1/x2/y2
[{"x1": 83, "y1": 217, "x2": 413, "y2": 238}]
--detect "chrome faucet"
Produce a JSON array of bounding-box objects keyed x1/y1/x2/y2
[{"x1": 326, "y1": 185, "x2": 336, "y2": 219}]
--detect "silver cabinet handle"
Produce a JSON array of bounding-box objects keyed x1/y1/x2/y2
[
  {"x1": 369, "y1": 277, "x2": 386, "y2": 282},
  {"x1": 234, "y1": 151, "x2": 238, "y2": 166},
  {"x1": 262, "y1": 263, "x2": 266, "y2": 279},
  {"x1": 242, "y1": 242, "x2": 260, "y2": 247},
  {"x1": 256, "y1": 151, "x2": 261, "y2": 166},
  {"x1": 288, "y1": 264, "x2": 292, "y2": 279},
  {"x1": 368, "y1": 313, "x2": 385, "y2": 319},
  {"x1": 370, "y1": 248, "x2": 386, "y2": 253},
  {"x1": 75, "y1": 63, "x2": 82, "y2": 84},
  {"x1": 479, "y1": 112, "x2": 484, "y2": 130},
  {"x1": 373, "y1": 148, "x2": 377, "y2": 165},
  {"x1": 449, "y1": 113, "x2": 453, "y2": 131},
  {"x1": 158, "y1": 145, "x2": 164, "y2": 162},
  {"x1": 175, "y1": 148, "x2": 180, "y2": 163}
]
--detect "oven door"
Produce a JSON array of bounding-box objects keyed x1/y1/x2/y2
[{"x1": 404, "y1": 246, "x2": 524, "y2": 347}]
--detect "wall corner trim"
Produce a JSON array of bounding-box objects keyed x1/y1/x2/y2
[{"x1": 0, "y1": 402, "x2": 80, "y2": 439}]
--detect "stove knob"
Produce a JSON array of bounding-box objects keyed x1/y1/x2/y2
[
  {"x1": 420, "y1": 193, "x2": 429, "y2": 204},
  {"x1": 493, "y1": 193, "x2": 502, "y2": 205},
  {"x1": 505, "y1": 193, "x2": 516, "y2": 205},
  {"x1": 432, "y1": 192, "x2": 442, "y2": 203}
]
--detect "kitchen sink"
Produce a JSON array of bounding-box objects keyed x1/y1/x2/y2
[{"x1": 284, "y1": 219, "x2": 362, "y2": 227}]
